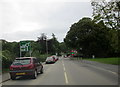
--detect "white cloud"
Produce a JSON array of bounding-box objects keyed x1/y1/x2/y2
[{"x1": 0, "y1": 0, "x2": 92, "y2": 42}]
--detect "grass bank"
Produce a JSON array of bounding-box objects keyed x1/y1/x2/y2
[{"x1": 83, "y1": 58, "x2": 120, "y2": 65}]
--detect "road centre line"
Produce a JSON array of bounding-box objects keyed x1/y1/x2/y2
[
  {"x1": 64, "y1": 72, "x2": 69, "y2": 84},
  {"x1": 63, "y1": 67, "x2": 66, "y2": 71},
  {"x1": 62, "y1": 60, "x2": 69, "y2": 84},
  {"x1": 63, "y1": 63, "x2": 65, "y2": 67}
]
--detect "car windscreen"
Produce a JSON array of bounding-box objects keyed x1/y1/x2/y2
[{"x1": 12, "y1": 58, "x2": 31, "y2": 65}]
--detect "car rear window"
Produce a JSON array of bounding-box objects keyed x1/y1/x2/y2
[
  {"x1": 46, "y1": 57, "x2": 53, "y2": 61},
  {"x1": 12, "y1": 58, "x2": 31, "y2": 65}
]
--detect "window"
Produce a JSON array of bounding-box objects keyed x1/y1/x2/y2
[{"x1": 12, "y1": 58, "x2": 31, "y2": 65}]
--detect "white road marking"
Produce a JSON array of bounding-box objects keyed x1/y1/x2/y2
[
  {"x1": 64, "y1": 72, "x2": 68, "y2": 84},
  {"x1": 86, "y1": 64, "x2": 118, "y2": 75},
  {"x1": 63, "y1": 63, "x2": 65, "y2": 67},
  {"x1": 62, "y1": 60, "x2": 69, "y2": 84},
  {"x1": 109, "y1": 71, "x2": 118, "y2": 75},
  {"x1": 63, "y1": 67, "x2": 66, "y2": 71}
]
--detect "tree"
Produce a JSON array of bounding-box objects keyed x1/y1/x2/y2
[
  {"x1": 36, "y1": 33, "x2": 60, "y2": 55},
  {"x1": 91, "y1": 0, "x2": 120, "y2": 57},
  {"x1": 64, "y1": 17, "x2": 111, "y2": 57},
  {"x1": 59, "y1": 42, "x2": 68, "y2": 53},
  {"x1": 50, "y1": 33, "x2": 60, "y2": 55},
  {"x1": 1, "y1": 40, "x2": 19, "y2": 68},
  {"x1": 91, "y1": 0, "x2": 120, "y2": 30},
  {"x1": 11, "y1": 42, "x2": 20, "y2": 57},
  {"x1": 37, "y1": 33, "x2": 47, "y2": 54}
]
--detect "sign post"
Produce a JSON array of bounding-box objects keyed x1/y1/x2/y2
[{"x1": 20, "y1": 41, "x2": 31, "y2": 57}]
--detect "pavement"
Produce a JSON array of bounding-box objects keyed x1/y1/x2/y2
[
  {"x1": 0, "y1": 58, "x2": 118, "y2": 85},
  {"x1": 1, "y1": 73, "x2": 10, "y2": 83}
]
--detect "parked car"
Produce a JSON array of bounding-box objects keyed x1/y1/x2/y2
[
  {"x1": 9, "y1": 57, "x2": 43, "y2": 80},
  {"x1": 45, "y1": 57, "x2": 55, "y2": 64},
  {"x1": 52, "y1": 55, "x2": 59, "y2": 61}
]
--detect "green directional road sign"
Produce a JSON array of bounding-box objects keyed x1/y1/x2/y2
[{"x1": 20, "y1": 41, "x2": 31, "y2": 52}]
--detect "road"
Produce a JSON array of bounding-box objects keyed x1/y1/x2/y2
[{"x1": 2, "y1": 57, "x2": 118, "y2": 85}]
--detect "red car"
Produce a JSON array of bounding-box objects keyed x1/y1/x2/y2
[
  {"x1": 9, "y1": 57, "x2": 43, "y2": 80},
  {"x1": 52, "y1": 55, "x2": 59, "y2": 61},
  {"x1": 45, "y1": 57, "x2": 56, "y2": 64}
]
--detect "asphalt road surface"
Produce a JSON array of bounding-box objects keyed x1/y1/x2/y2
[{"x1": 2, "y1": 57, "x2": 118, "y2": 85}]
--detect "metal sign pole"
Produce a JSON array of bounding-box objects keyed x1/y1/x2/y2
[{"x1": 29, "y1": 46, "x2": 31, "y2": 57}]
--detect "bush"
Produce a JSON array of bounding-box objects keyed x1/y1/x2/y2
[
  {"x1": 2, "y1": 50, "x2": 14, "y2": 69},
  {"x1": 31, "y1": 50, "x2": 51, "y2": 62},
  {"x1": 38, "y1": 54, "x2": 51, "y2": 62}
]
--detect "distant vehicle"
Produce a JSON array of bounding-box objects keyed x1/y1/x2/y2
[
  {"x1": 9, "y1": 57, "x2": 43, "y2": 80},
  {"x1": 45, "y1": 57, "x2": 55, "y2": 64},
  {"x1": 64, "y1": 55, "x2": 67, "y2": 58}
]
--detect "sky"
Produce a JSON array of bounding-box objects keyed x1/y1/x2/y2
[{"x1": 0, "y1": 0, "x2": 93, "y2": 42}]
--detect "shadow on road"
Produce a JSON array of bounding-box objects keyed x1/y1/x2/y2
[
  {"x1": 15, "y1": 76, "x2": 33, "y2": 80},
  {"x1": 14, "y1": 74, "x2": 43, "y2": 81}
]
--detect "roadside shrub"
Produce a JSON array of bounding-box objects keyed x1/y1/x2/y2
[
  {"x1": 2, "y1": 50, "x2": 14, "y2": 69},
  {"x1": 32, "y1": 51, "x2": 51, "y2": 62}
]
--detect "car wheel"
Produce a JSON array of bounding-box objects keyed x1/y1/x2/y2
[
  {"x1": 10, "y1": 75, "x2": 16, "y2": 80},
  {"x1": 32, "y1": 70, "x2": 37, "y2": 79},
  {"x1": 40, "y1": 68, "x2": 43, "y2": 74}
]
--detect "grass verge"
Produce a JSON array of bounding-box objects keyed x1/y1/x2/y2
[{"x1": 84, "y1": 58, "x2": 120, "y2": 65}]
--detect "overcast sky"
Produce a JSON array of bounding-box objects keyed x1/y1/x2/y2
[{"x1": 0, "y1": 0, "x2": 93, "y2": 42}]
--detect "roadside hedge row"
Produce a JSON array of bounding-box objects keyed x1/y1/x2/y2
[{"x1": 1, "y1": 51, "x2": 14, "y2": 69}]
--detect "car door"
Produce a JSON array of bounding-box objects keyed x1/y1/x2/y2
[
  {"x1": 36, "y1": 58, "x2": 42, "y2": 72},
  {"x1": 33, "y1": 58, "x2": 41, "y2": 73}
]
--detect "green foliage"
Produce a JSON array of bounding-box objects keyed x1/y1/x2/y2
[
  {"x1": 50, "y1": 33, "x2": 61, "y2": 55},
  {"x1": 1, "y1": 33, "x2": 62, "y2": 70},
  {"x1": 108, "y1": 29, "x2": 119, "y2": 57},
  {"x1": 91, "y1": 0, "x2": 120, "y2": 57},
  {"x1": 37, "y1": 33, "x2": 47, "y2": 54},
  {"x1": 2, "y1": 40, "x2": 20, "y2": 58},
  {"x1": 2, "y1": 50, "x2": 13, "y2": 69},
  {"x1": 91, "y1": 0, "x2": 120, "y2": 30},
  {"x1": 37, "y1": 33, "x2": 61, "y2": 55},
  {"x1": 1, "y1": 40, "x2": 20, "y2": 69},
  {"x1": 84, "y1": 58, "x2": 120, "y2": 65},
  {"x1": 32, "y1": 50, "x2": 51, "y2": 62},
  {"x1": 64, "y1": 17, "x2": 111, "y2": 58},
  {"x1": 59, "y1": 42, "x2": 68, "y2": 53},
  {"x1": 38, "y1": 54, "x2": 51, "y2": 62}
]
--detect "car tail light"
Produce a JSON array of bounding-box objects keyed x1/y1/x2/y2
[
  {"x1": 27, "y1": 64, "x2": 34, "y2": 69},
  {"x1": 10, "y1": 66, "x2": 13, "y2": 70}
]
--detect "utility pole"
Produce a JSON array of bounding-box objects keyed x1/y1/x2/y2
[
  {"x1": 20, "y1": 42, "x2": 22, "y2": 57},
  {"x1": 46, "y1": 36, "x2": 48, "y2": 55}
]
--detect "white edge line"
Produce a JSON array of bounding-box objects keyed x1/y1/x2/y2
[{"x1": 87, "y1": 64, "x2": 118, "y2": 75}]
